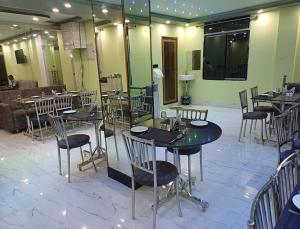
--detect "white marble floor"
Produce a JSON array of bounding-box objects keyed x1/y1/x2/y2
[{"x1": 0, "y1": 105, "x2": 278, "y2": 229}]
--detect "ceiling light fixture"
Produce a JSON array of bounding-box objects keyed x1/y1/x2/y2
[
  {"x1": 52, "y1": 8, "x2": 60, "y2": 13},
  {"x1": 166, "y1": 20, "x2": 171, "y2": 24},
  {"x1": 14, "y1": 39, "x2": 18, "y2": 42},
  {"x1": 12, "y1": 24, "x2": 18, "y2": 27},
  {"x1": 22, "y1": 37, "x2": 27, "y2": 40},
  {"x1": 44, "y1": 31, "x2": 49, "y2": 34},
  {"x1": 64, "y1": 3, "x2": 72, "y2": 8},
  {"x1": 33, "y1": 34, "x2": 37, "y2": 37},
  {"x1": 185, "y1": 23, "x2": 189, "y2": 27},
  {"x1": 257, "y1": 9, "x2": 263, "y2": 13},
  {"x1": 32, "y1": 17, "x2": 39, "y2": 21},
  {"x1": 113, "y1": 22, "x2": 119, "y2": 26},
  {"x1": 49, "y1": 35, "x2": 55, "y2": 39},
  {"x1": 125, "y1": 19, "x2": 130, "y2": 23},
  {"x1": 102, "y1": 8, "x2": 108, "y2": 14}
]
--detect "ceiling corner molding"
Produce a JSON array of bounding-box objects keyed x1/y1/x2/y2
[{"x1": 0, "y1": 6, "x2": 50, "y2": 19}]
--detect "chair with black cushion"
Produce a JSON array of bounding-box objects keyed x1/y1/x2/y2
[
  {"x1": 251, "y1": 86, "x2": 277, "y2": 134},
  {"x1": 247, "y1": 177, "x2": 280, "y2": 229},
  {"x1": 48, "y1": 115, "x2": 97, "y2": 183},
  {"x1": 274, "y1": 152, "x2": 299, "y2": 213},
  {"x1": 274, "y1": 112, "x2": 296, "y2": 163},
  {"x1": 239, "y1": 90, "x2": 268, "y2": 144},
  {"x1": 30, "y1": 98, "x2": 54, "y2": 141},
  {"x1": 122, "y1": 131, "x2": 182, "y2": 229},
  {"x1": 165, "y1": 109, "x2": 208, "y2": 193},
  {"x1": 288, "y1": 105, "x2": 300, "y2": 150}
]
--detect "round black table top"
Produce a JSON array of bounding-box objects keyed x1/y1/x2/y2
[
  {"x1": 139, "y1": 118, "x2": 222, "y2": 149},
  {"x1": 62, "y1": 111, "x2": 102, "y2": 122}
]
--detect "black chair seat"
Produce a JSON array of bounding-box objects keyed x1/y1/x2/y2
[
  {"x1": 280, "y1": 149, "x2": 296, "y2": 162},
  {"x1": 104, "y1": 129, "x2": 114, "y2": 138},
  {"x1": 134, "y1": 161, "x2": 178, "y2": 186},
  {"x1": 166, "y1": 146, "x2": 201, "y2": 155},
  {"x1": 243, "y1": 112, "x2": 267, "y2": 120},
  {"x1": 58, "y1": 134, "x2": 90, "y2": 149},
  {"x1": 254, "y1": 106, "x2": 276, "y2": 113}
]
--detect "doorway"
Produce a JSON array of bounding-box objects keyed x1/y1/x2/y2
[{"x1": 162, "y1": 36, "x2": 178, "y2": 105}]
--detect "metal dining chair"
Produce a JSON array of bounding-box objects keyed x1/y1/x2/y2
[
  {"x1": 122, "y1": 131, "x2": 182, "y2": 229},
  {"x1": 29, "y1": 98, "x2": 55, "y2": 141},
  {"x1": 288, "y1": 105, "x2": 300, "y2": 150},
  {"x1": 274, "y1": 112, "x2": 297, "y2": 163},
  {"x1": 48, "y1": 115, "x2": 97, "y2": 183},
  {"x1": 247, "y1": 177, "x2": 280, "y2": 229},
  {"x1": 80, "y1": 91, "x2": 97, "y2": 109},
  {"x1": 239, "y1": 90, "x2": 268, "y2": 144},
  {"x1": 274, "y1": 152, "x2": 299, "y2": 213},
  {"x1": 54, "y1": 94, "x2": 73, "y2": 115},
  {"x1": 165, "y1": 109, "x2": 208, "y2": 192},
  {"x1": 251, "y1": 86, "x2": 277, "y2": 135}
]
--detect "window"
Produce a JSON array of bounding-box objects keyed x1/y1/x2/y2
[{"x1": 203, "y1": 17, "x2": 250, "y2": 81}]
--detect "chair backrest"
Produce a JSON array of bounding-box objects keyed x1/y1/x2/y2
[
  {"x1": 247, "y1": 177, "x2": 279, "y2": 229},
  {"x1": 161, "y1": 110, "x2": 167, "y2": 119},
  {"x1": 177, "y1": 108, "x2": 208, "y2": 120},
  {"x1": 80, "y1": 91, "x2": 97, "y2": 108},
  {"x1": 34, "y1": 98, "x2": 55, "y2": 116},
  {"x1": 288, "y1": 105, "x2": 300, "y2": 138},
  {"x1": 131, "y1": 94, "x2": 144, "y2": 111},
  {"x1": 239, "y1": 90, "x2": 248, "y2": 113},
  {"x1": 250, "y1": 86, "x2": 259, "y2": 108},
  {"x1": 275, "y1": 152, "x2": 299, "y2": 212},
  {"x1": 48, "y1": 115, "x2": 68, "y2": 144},
  {"x1": 122, "y1": 131, "x2": 156, "y2": 179},
  {"x1": 54, "y1": 94, "x2": 72, "y2": 114},
  {"x1": 274, "y1": 112, "x2": 292, "y2": 153}
]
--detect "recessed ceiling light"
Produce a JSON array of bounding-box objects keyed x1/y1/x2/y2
[
  {"x1": 22, "y1": 37, "x2": 27, "y2": 40},
  {"x1": 209, "y1": 27, "x2": 213, "y2": 30},
  {"x1": 32, "y1": 17, "x2": 39, "y2": 21},
  {"x1": 52, "y1": 8, "x2": 59, "y2": 13},
  {"x1": 6, "y1": 42, "x2": 10, "y2": 45},
  {"x1": 125, "y1": 19, "x2": 130, "y2": 23},
  {"x1": 166, "y1": 20, "x2": 171, "y2": 24},
  {"x1": 44, "y1": 31, "x2": 49, "y2": 34},
  {"x1": 49, "y1": 35, "x2": 55, "y2": 39},
  {"x1": 14, "y1": 39, "x2": 18, "y2": 42},
  {"x1": 64, "y1": 3, "x2": 72, "y2": 8},
  {"x1": 12, "y1": 24, "x2": 18, "y2": 27},
  {"x1": 113, "y1": 22, "x2": 119, "y2": 26},
  {"x1": 102, "y1": 8, "x2": 108, "y2": 14},
  {"x1": 185, "y1": 23, "x2": 189, "y2": 27},
  {"x1": 32, "y1": 34, "x2": 37, "y2": 37},
  {"x1": 257, "y1": 9, "x2": 263, "y2": 13}
]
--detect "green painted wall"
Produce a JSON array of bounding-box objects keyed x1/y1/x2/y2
[{"x1": 3, "y1": 38, "x2": 42, "y2": 85}]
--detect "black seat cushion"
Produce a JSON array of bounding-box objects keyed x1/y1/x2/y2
[
  {"x1": 166, "y1": 146, "x2": 201, "y2": 156},
  {"x1": 243, "y1": 112, "x2": 267, "y2": 120},
  {"x1": 134, "y1": 161, "x2": 178, "y2": 186},
  {"x1": 58, "y1": 134, "x2": 90, "y2": 149},
  {"x1": 104, "y1": 129, "x2": 114, "y2": 138},
  {"x1": 280, "y1": 149, "x2": 295, "y2": 162},
  {"x1": 254, "y1": 106, "x2": 276, "y2": 113}
]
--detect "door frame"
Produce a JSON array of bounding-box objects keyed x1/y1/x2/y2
[{"x1": 162, "y1": 36, "x2": 178, "y2": 105}]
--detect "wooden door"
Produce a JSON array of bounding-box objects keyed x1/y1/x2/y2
[{"x1": 162, "y1": 37, "x2": 178, "y2": 105}]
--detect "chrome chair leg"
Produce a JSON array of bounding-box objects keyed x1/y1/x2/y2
[
  {"x1": 264, "y1": 118, "x2": 268, "y2": 140},
  {"x1": 80, "y1": 147, "x2": 84, "y2": 163},
  {"x1": 153, "y1": 183, "x2": 157, "y2": 229},
  {"x1": 113, "y1": 128, "x2": 120, "y2": 160},
  {"x1": 261, "y1": 120, "x2": 264, "y2": 145},
  {"x1": 199, "y1": 147, "x2": 203, "y2": 181},
  {"x1": 175, "y1": 175, "x2": 182, "y2": 217},
  {"x1": 57, "y1": 145, "x2": 62, "y2": 175},
  {"x1": 249, "y1": 120, "x2": 253, "y2": 134},
  {"x1": 89, "y1": 142, "x2": 97, "y2": 172},
  {"x1": 67, "y1": 148, "x2": 71, "y2": 183},
  {"x1": 243, "y1": 120, "x2": 247, "y2": 137},
  {"x1": 239, "y1": 119, "x2": 244, "y2": 141},
  {"x1": 188, "y1": 155, "x2": 192, "y2": 194},
  {"x1": 131, "y1": 176, "x2": 135, "y2": 219}
]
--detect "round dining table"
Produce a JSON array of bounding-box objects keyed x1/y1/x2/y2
[{"x1": 138, "y1": 118, "x2": 222, "y2": 210}]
